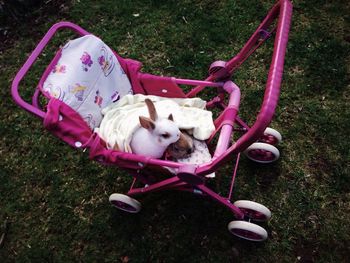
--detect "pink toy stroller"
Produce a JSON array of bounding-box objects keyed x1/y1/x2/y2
[{"x1": 12, "y1": 0, "x2": 292, "y2": 241}]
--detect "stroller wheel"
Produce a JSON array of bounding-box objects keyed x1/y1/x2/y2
[
  {"x1": 109, "y1": 193, "x2": 141, "y2": 213},
  {"x1": 234, "y1": 200, "x2": 271, "y2": 221},
  {"x1": 244, "y1": 142, "x2": 280, "y2": 163},
  {"x1": 228, "y1": 221, "x2": 268, "y2": 242},
  {"x1": 259, "y1": 127, "x2": 282, "y2": 145}
]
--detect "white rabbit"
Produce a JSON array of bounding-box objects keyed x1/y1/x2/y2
[{"x1": 130, "y1": 99, "x2": 181, "y2": 158}]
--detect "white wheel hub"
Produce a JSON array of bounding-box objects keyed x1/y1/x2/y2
[
  {"x1": 228, "y1": 221, "x2": 268, "y2": 241},
  {"x1": 244, "y1": 142, "x2": 280, "y2": 163},
  {"x1": 109, "y1": 193, "x2": 141, "y2": 213},
  {"x1": 234, "y1": 200, "x2": 271, "y2": 221},
  {"x1": 260, "y1": 127, "x2": 282, "y2": 145}
]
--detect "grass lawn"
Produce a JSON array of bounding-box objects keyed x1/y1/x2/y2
[{"x1": 0, "y1": 0, "x2": 349, "y2": 262}]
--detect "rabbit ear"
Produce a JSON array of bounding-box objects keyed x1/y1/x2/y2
[
  {"x1": 145, "y1": 99, "x2": 158, "y2": 121},
  {"x1": 168, "y1": 114, "x2": 174, "y2": 121},
  {"x1": 139, "y1": 116, "x2": 155, "y2": 130}
]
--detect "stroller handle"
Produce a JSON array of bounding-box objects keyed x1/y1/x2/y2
[
  {"x1": 11, "y1": 22, "x2": 90, "y2": 119},
  {"x1": 197, "y1": 0, "x2": 293, "y2": 175},
  {"x1": 230, "y1": 0, "x2": 293, "y2": 153}
]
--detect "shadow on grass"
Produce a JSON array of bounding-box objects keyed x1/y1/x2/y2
[{"x1": 104, "y1": 191, "x2": 269, "y2": 261}]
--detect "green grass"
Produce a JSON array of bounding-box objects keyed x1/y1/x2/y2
[{"x1": 1, "y1": 0, "x2": 349, "y2": 262}]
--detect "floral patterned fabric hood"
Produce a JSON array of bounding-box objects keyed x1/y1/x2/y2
[{"x1": 43, "y1": 35, "x2": 133, "y2": 129}]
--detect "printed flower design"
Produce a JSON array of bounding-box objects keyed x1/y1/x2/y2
[
  {"x1": 51, "y1": 87, "x2": 63, "y2": 99},
  {"x1": 94, "y1": 90, "x2": 103, "y2": 107},
  {"x1": 98, "y1": 46, "x2": 115, "y2": 77},
  {"x1": 70, "y1": 83, "x2": 87, "y2": 101},
  {"x1": 45, "y1": 84, "x2": 65, "y2": 100},
  {"x1": 53, "y1": 64, "x2": 66, "y2": 74},
  {"x1": 111, "y1": 91, "x2": 120, "y2": 103},
  {"x1": 98, "y1": 55, "x2": 106, "y2": 67},
  {"x1": 80, "y1": 52, "x2": 93, "y2": 72}
]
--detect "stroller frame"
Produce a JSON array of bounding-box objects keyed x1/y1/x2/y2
[{"x1": 12, "y1": 0, "x2": 292, "y2": 240}]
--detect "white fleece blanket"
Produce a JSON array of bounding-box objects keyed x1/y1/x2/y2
[{"x1": 96, "y1": 94, "x2": 215, "y2": 152}]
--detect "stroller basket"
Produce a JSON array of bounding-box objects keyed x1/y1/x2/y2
[{"x1": 12, "y1": 0, "x2": 292, "y2": 241}]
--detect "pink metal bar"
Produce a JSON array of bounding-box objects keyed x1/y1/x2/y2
[
  {"x1": 163, "y1": 181, "x2": 188, "y2": 189},
  {"x1": 186, "y1": 75, "x2": 215, "y2": 98},
  {"x1": 205, "y1": 96, "x2": 222, "y2": 109},
  {"x1": 186, "y1": 0, "x2": 291, "y2": 99},
  {"x1": 11, "y1": 22, "x2": 90, "y2": 119},
  {"x1": 196, "y1": 0, "x2": 292, "y2": 176},
  {"x1": 225, "y1": 3, "x2": 281, "y2": 73},
  {"x1": 174, "y1": 186, "x2": 204, "y2": 195},
  {"x1": 128, "y1": 170, "x2": 154, "y2": 186},
  {"x1": 235, "y1": 116, "x2": 250, "y2": 130},
  {"x1": 174, "y1": 78, "x2": 223, "y2": 88},
  {"x1": 226, "y1": 0, "x2": 292, "y2": 153},
  {"x1": 129, "y1": 177, "x2": 137, "y2": 192},
  {"x1": 116, "y1": 151, "x2": 183, "y2": 169},
  {"x1": 227, "y1": 27, "x2": 276, "y2": 72},
  {"x1": 128, "y1": 176, "x2": 181, "y2": 196},
  {"x1": 31, "y1": 88, "x2": 41, "y2": 109},
  {"x1": 227, "y1": 153, "x2": 241, "y2": 201},
  {"x1": 196, "y1": 184, "x2": 244, "y2": 219},
  {"x1": 213, "y1": 81, "x2": 241, "y2": 158},
  {"x1": 157, "y1": 181, "x2": 195, "y2": 193}
]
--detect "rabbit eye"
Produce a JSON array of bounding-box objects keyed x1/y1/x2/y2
[{"x1": 161, "y1": 133, "x2": 170, "y2": 139}]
